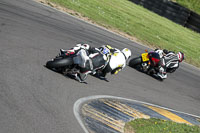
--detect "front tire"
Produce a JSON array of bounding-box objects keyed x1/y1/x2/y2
[{"x1": 129, "y1": 57, "x2": 142, "y2": 68}]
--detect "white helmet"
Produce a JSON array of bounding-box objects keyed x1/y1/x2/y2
[
  {"x1": 122, "y1": 48, "x2": 131, "y2": 60},
  {"x1": 82, "y1": 44, "x2": 90, "y2": 50}
]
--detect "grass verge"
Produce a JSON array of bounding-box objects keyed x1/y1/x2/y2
[
  {"x1": 124, "y1": 118, "x2": 200, "y2": 133},
  {"x1": 174, "y1": 0, "x2": 200, "y2": 15},
  {"x1": 39, "y1": 0, "x2": 200, "y2": 67}
]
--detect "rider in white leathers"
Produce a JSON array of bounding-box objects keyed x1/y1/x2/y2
[
  {"x1": 61, "y1": 44, "x2": 131, "y2": 82},
  {"x1": 98, "y1": 45, "x2": 132, "y2": 79}
]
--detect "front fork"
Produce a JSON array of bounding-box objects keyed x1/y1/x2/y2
[
  {"x1": 141, "y1": 62, "x2": 149, "y2": 72},
  {"x1": 142, "y1": 62, "x2": 157, "y2": 75}
]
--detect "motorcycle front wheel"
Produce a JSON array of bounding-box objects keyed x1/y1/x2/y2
[{"x1": 128, "y1": 57, "x2": 142, "y2": 68}]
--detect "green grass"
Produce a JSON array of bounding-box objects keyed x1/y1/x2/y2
[
  {"x1": 47, "y1": 0, "x2": 200, "y2": 67},
  {"x1": 125, "y1": 118, "x2": 200, "y2": 133},
  {"x1": 174, "y1": 0, "x2": 200, "y2": 15}
]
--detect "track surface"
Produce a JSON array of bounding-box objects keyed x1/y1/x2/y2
[
  {"x1": 0, "y1": 0, "x2": 200, "y2": 133},
  {"x1": 75, "y1": 96, "x2": 200, "y2": 133}
]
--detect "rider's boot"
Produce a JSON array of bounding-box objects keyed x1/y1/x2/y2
[
  {"x1": 98, "y1": 71, "x2": 108, "y2": 81},
  {"x1": 74, "y1": 73, "x2": 87, "y2": 84},
  {"x1": 157, "y1": 67, "x2": 167, "y2": 79}
]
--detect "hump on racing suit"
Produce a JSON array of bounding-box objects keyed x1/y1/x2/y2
[
  {"x1": 164, "y1": 52, "x2": 179, "y2": 69},
  {"x1": 98, "y1": 45, "x2": 131, "y2": 79}
]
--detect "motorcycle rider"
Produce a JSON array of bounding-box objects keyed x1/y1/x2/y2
[
  {"x1": 60, "y1": 44, "x2": 131, "y2": 82},
  {"x1": 60, "y1": 43, "x2": 108, "y2": 83},
  {"x1": 154, "y1": 49, "x2": 184, "y2": 78},
  {"x1": 97, "y1": 45, "x2": 132, "y2": 80}
]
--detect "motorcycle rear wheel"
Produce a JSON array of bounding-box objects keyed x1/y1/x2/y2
[
  {"x1": 46, "y1": 57, "x2": 73, "y2": 69},
  {"x1": 129, "y1": 57, "x2": 142, "y2": 68}
]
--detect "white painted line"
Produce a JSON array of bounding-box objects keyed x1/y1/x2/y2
[{"x1": 73, "y1": 96, "x2": 90, "y2": 133}]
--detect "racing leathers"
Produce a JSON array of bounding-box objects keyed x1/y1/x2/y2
[
  {"x1": 154, "y1": 49, "x2": 168, "y2": 79},
  {"x1": 154, "y1": 49, "x2": 182, "y2": 78},
  {"x1": 98, "y1": 45, "x2": 131, "y2": 79},
  {"x1": 158, "y1": 49, "x2": 183, "y2": 73}
]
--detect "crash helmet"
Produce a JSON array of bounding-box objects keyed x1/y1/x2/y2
[
  {"x1": 122, "y1": 48, "x2": 131, "y2": 60},
  {"x1": 177, "y1": 52, "x2": 184, "y2": 62},
  {"x1": 82, "y1": 44, "x2": 90, "y2": 50}
]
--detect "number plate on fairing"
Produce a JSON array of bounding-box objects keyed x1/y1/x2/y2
[{"x1": 141, "y1": 53, "x2": 149, "y2": 62}]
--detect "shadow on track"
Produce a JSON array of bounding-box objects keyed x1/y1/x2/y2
[
  {"x1": 44, "y1": 65, "x2": 88, "y2": 84},
  {"x1": 90, "y1": 73, "x2": 110, "y2": 82},
  {"x1": 128, "y1": 65, "x2": 164, "y2": 82}
]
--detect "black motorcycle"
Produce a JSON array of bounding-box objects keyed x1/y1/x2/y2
[
  {"x1": 129, "y1": 50, "x2": 167, "y2": 80},
  {"x1": 46, "y1": 49, "x2": 109, "y2": 81},
  {"x1": 46, "y1": 50, "x2": 78, "y2": 75}
]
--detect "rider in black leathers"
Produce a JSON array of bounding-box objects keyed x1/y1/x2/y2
[{"x1": 154, "y1": 49, "x2": 184, "y2": 78}]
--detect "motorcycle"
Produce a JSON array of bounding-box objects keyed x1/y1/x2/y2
[
  {"x1": 46, "y1": 49, "x2": 80, "y2": 75},
  {"x1": 46, "y1": 48, "x2": 110, "y2": 81},
  {"x1": 128, "y1": 50, "x2": 166, "y2": 80}
]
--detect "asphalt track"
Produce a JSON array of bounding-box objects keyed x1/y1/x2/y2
[{"x1": 0, "y1": 0, "x2": 200, "y2": 133}]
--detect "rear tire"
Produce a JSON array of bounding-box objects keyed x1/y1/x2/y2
[
  {"x1": 46, "y1": 57, "x2": 73, "y2": 69},
  {"x1": 129, "y1": 57, "x2": 142, "y2": 68}
]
